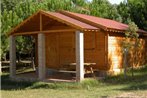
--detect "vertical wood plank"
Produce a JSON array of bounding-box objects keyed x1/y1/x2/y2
[{"x1": 105, "y1": 32, "x2": 108, "y2": 66}]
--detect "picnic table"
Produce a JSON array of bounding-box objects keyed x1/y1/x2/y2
[
  {"x1": 69, "y1": 63, "x2": 96, "y2": 78},
  {"x1": 59, "y1": 63, "x2": 96, "y2": 78}
]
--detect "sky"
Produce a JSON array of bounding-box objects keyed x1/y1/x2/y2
[
  {"x1": 87, "y1": 0, "x2": 124, "y2": 4},
  {"x1": 108, "y1": 0, "x2": 124, "y2": 4}
]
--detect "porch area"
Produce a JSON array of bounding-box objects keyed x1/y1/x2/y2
[
  {"x1": 14, "y1": 69, "x2": 99, "y2": 82},
  {"x1": 8, "y1": 10, "x2": 100, "y2": 82}
]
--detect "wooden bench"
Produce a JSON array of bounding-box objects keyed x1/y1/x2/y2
[
  {"x1": 58, "y1": 68, "x2": 76, "y2": 77},
  {"x1": 58, "y1": 70, "x2": 76, "y2": 74}
]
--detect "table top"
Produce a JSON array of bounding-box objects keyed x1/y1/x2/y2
[{"x1": 69, "y1": 63, "x2": 96, "y2": 66}]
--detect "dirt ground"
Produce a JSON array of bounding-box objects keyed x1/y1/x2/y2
[{"x1": 111, "y1": 91, "x2": 147, "y2": 98}]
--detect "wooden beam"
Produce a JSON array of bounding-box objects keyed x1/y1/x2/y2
[
  {"x1": 44, "y1": 25, "x2": 75, "y2": 30},
  {"x1": 40, "y1": 13, "x2": 42, "y2": 31},
  {"x1": 13, "y1": 29, "x2": 77, "y2": 36}
]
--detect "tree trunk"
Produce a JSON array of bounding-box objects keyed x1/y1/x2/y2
[
  {"x1": 123, "y1": 48, "x2": 128, "y2": 79},
  {"x1": 132, "y1": 58, "x2": 134, "y2": 77},
  {"x1": 31, "y1": 51, "x2": 36, "y2": 70},
  {"x1": 132, "y1": 47, "x2": 137, "y2": 77}
]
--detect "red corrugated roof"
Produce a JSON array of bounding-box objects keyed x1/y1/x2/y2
[
  {"x1": 59, "y1": 11, "x2": 147, "y2": 33},
  {"x1": 61, "y1": 11, "x2": 128, "y2": 30}
]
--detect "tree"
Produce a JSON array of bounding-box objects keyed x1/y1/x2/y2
[
  {"x1": 122, "y1": 22, "x2": 139, "y2": 78},
  {"x1": 128, "y1": 0, "x2": 147, "y2": 31},
  {"x1": 89, "y1": 0, "x2": 122, "y2": 21},
  {"x1": 117, "y1": 1, "x2": 131, "y2": 24},
  {"x1": 0, "y1": 9, "x2": 22, "y2": 60},
  {"x1": 117, "y1": 0, "x2": 147, "y2": 31}
]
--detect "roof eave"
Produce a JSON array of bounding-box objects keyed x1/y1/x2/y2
[{"x1": 106, "y1": 28, "x2": 147, "y2": 37}]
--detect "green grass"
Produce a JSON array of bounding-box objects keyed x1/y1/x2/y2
[{"x1": 1, "y1": 65, "x2": 147, "y2": 98}]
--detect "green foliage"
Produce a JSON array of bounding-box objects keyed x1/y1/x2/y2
[
  {"x1": 89, "y1": 0, "x2": 122, "y2": 21},
  {"x1": 117, "y1": 1, "x2": 131, "y2": 24},
  {"x1": 16, "y1": 36, "x2": 34, "y2": 54},
  {"x1": 117, "y1": 0, "x2": 147, "y2": 30},
  {"x1": 122, "y1": 22, "x2": 139, "y2": 50},
  {"x1": 127, "y1": 22, "x2": 139, "y2": 38},
  {"x1": 81, "y1": 78, "x2": 101, "y2": 90},
  {"x1": 1, "y1": 9, "x2": 22, "y2": 60},
  {"x1": 128, "y1": 0, "x2": 147, "y2": 30},
  {"x1": 1, "y1": 0, "x2": 19, "y2": 11}
]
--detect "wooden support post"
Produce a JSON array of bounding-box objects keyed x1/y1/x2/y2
[
  {"x1": 38, "y1": 33, "x2": 46, "y2": 80},
  {"x1": 9, "y1": 35, "x2": 16, "y2": 78},
  {"x1": 75, "y1": 31, "x2": 84, "y2": 82}
]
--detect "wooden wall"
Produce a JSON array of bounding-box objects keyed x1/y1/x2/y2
[
  {"x1": 108, "y1": 33, "x2": 147, "y2": 71},
  {"x1": 45, "y1": 31, "x2": 108, "y2": 70},
  {"x1": 36, "y1": 31, "x2": 146, "y2": 72}
]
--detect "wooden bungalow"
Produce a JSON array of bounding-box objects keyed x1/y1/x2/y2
[{"x1": 8, "y1": 10, "x2": 147, "y2": 82}]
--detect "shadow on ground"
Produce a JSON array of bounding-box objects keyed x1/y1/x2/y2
[
  {"x1": 1, "y1": 74, "x2": 81, "y2": 90},
  {"x1": 1, "y1": 74, "x2": 35, "y2": 90},
  {"x1": 103, "y1": 65, "x2": 147, "y2": 91}
]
